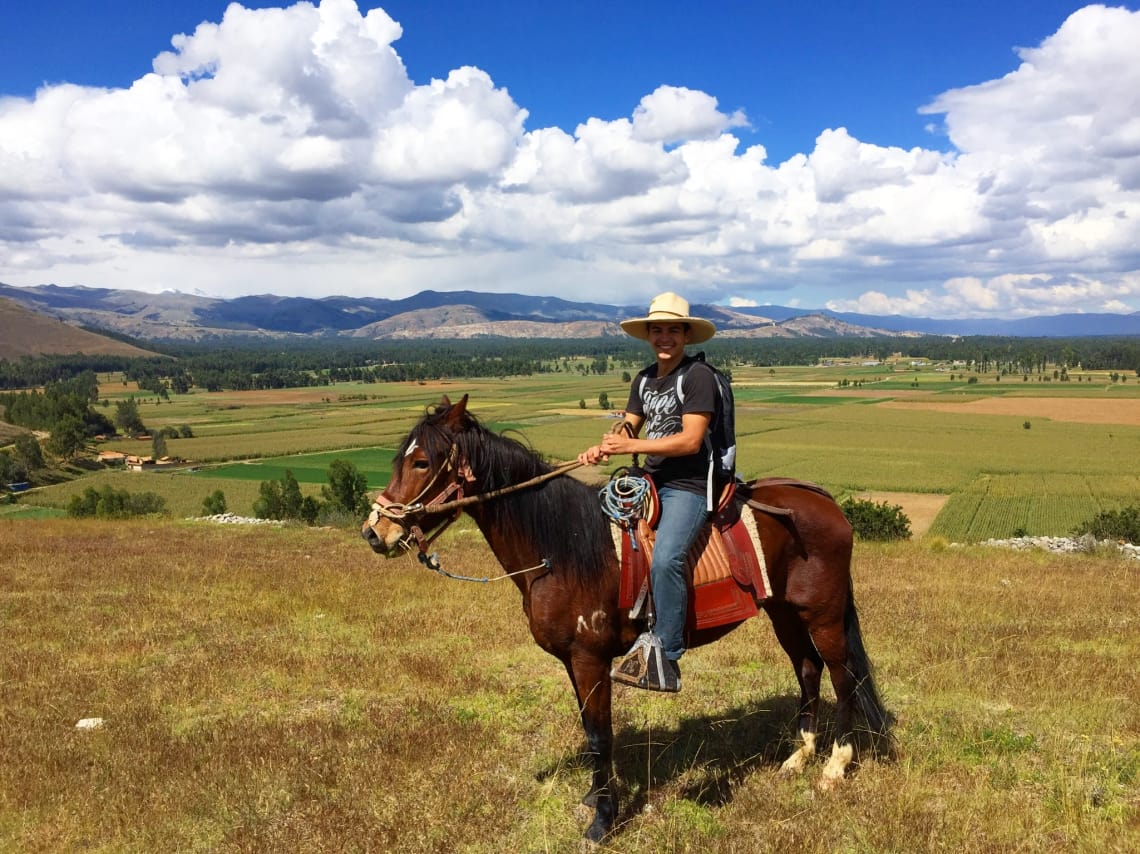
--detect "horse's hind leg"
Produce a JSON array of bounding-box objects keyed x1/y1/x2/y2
[
  {"x1": 765, "y1": 603, "x2": 824, "y2": 777},
  {"x1": 806, "y1": 617, "x2": 858, "y2": 789}
]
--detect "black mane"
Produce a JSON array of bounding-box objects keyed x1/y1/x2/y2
[{"x1": 405, "y1": 405, "x2": 615, "y2": 585}]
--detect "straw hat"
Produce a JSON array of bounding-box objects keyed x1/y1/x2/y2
[{"x1": 619, "y1": 292, "x2": 716, "y2": 343}]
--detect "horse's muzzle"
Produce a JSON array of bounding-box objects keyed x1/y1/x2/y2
[{"x1": 360, "y1": 516, "x2": 407, "y2": 557}]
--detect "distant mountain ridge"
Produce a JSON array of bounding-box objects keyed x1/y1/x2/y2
[{"x1": 1, "y1": 282, "x2": 1137, "y2": 342}]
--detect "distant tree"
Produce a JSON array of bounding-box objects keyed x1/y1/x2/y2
[
  {"x1": 621, "y1": 371, "x2": 631, "y2": 383},
  {"x1": 201, "y1": 490, "x2": 227, "y2": 515},
  {"x1": 578, "y1": 398, "x2": 586, "y2": 409},
  {"x1": 253, "y1": 479, "x2": 285, "y2": 520},
  {"x1": 68, "y1": 485, "x2": 166, "y2": 518},
  {"x1": 114, "y1": 397, "x2": 146, "y2": 436},
  {"x1": 151, "y1": 432, "x2": 168, "y2": 459},
  {"x1": 178, "y1": 424, "x2": 194, "y2": 438},
  {"x1": 322, "y1": 459, "x2": 370, "y2": 517},
  {"x1": 13, "y1": 434, "x2": 44, "y2": 473},
  {"x1": 0, "y1": 450, "x2": 26, "y2": 484},
  {"x1": 47, "y1": 415, "x2": 88, "y2": 460},
  {"x1": 598, "y1": 391, "x2": 611, "y2": 410},
  {"x1": 280, "y1": 470, "x2": 304, "y2": 519},
  {"x1": 169, "y1": 370, "x2": 191, "y2": 394},
  {"x1": 300, "y1": 495, "x2": 321, "y2": 525},
  {"x1": 254, "y1": 470, "x2": 306, "y2": 521}
]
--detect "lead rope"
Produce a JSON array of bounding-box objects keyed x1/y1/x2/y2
[{"x1": 417, "y1": 551, "x2": 550, "y2": 583}]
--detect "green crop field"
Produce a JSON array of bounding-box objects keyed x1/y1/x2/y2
[{"x1": 9, "y1": 361, "x2": 1140, "y2": 538}]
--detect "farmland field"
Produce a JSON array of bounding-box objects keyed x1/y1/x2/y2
[{"x1": 8, "y1": 361, "x2": 1140, "y2": 538}]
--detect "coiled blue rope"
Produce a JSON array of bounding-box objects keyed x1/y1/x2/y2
[{"x1": 599, "y1": 471, "x2": 651, "y2": 526}]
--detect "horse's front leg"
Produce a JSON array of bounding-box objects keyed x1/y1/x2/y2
[{"x1": 563, "y1": 652, "x2": 616, "y2": 843}]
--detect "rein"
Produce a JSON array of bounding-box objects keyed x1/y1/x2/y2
[{"x1": 422, "y1": 458, "x2": 584, "y2": 515}]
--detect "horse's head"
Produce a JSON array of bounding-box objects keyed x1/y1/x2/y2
[{"x1": 361, "y1": 394, "x2": 474, "y2": 557}]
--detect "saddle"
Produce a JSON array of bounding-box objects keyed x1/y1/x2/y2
[{"x1": 617, "y1": 479, "x2": 776, "y2": 634}]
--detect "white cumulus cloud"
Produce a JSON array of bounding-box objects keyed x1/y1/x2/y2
[{"x1": 0, "y1": 1, "x2": 1138, "y2": 318}]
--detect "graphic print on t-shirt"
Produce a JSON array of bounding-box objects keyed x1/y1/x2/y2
[{"x1": 643, "y1": 382, "x2": 682, "y2": 440}]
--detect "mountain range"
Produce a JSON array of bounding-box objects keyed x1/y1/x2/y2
[{"x1": 2, "y1": 282, "x2": 1138, "y2": 351}]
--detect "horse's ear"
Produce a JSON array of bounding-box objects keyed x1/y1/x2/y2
[
  {"x1": 443, "y1": 394, "x2": 470, "y2": 430},
  {"x1": 438, "y1": 395, "x2": 451, "y2": 408}
]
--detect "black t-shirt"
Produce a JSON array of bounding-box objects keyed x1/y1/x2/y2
[{"x1": 626, "y1": 354, "x2": 718, "y2": 495}]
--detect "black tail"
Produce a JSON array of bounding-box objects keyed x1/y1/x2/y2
[{"x1": 844, "y1": 593, "x2": 891, "y2": 737}]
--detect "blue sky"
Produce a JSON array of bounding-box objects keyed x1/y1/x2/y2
[{"x1": 2, "y1": 1, "x2": 1139, "y2": 318}]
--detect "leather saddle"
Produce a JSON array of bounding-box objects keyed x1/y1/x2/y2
[{"x1": 618, "y1": 480, "x2": 773, "y2": 633}]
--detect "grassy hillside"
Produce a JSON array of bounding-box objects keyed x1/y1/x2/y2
[
  {"x1": 0, "y1": 297, "x2": 157, "y2": 359},
  {"x1": 1, "y1": 520, "x2": 1137, "y2": 851}
]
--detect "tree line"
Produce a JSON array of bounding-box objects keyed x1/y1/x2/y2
[{"x1": 4, "y1": 335, "x2": 1140, "y2": 401}]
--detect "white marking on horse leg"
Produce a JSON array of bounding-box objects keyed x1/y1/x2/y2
[
  {"x1": 818, "y1": 740, "x2": 854, "y2": 790},
  {"x1": 576, "y1": 615, "x2": 588, "y2": 634},
  {"x1": 779, "y1": 729, "x2": 816, "y2": 777}
]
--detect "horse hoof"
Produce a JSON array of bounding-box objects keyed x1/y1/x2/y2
[
  {"x1": 778, "y1": 762, "x2": 803, "y2": 779},
  {"x1": 816, "y1": 772, "x2": 845, "y2": 792},
  {"x1": 582, "y1": 823, "x2": 609, "y2": 849},
  {"x1": 817, "y1": 742, "x2": 853, "y2": 791},
  {"x1": 778, "y1": 752, "x2": 810, "y2": 778}
]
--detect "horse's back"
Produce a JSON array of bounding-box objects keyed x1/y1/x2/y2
[
  {"x1": 741, "y1": 477, "x2": 853, "y2": 603},
  {"x1": 744, "y1": 476, "x2": 851, "y2": 538}
]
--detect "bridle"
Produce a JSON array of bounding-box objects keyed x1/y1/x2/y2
[{"x1": 365, "y1": 433, "x2": 583, "y2": 573}]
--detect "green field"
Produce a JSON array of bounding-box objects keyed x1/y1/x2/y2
[{"x1": 8, "y1": 362, "x2": 1140, "y2": 538}]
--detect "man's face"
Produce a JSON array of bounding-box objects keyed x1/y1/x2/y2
[{"x1": 647, "y1": 322, "x2": 692, "y2": 363}]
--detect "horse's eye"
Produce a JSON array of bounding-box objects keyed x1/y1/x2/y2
[{"x1": 412, "y1": 459, "x2": 430, "y2": 470}]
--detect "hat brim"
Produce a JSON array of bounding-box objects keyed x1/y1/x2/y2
[{"x1": 620, "y1": 316, "x2": 716, "y2": 344}]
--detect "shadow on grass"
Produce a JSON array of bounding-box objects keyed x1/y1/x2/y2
[
  {"x1": 537, "y1": 692, "x2": 895, "y2": 822},
  {"x1": 613, "y1": 693, "x2": 808, "y2": 811}
]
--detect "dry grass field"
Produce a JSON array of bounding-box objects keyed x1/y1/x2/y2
[{"x1": 1, "y1": 518, "x2": 1137, "y2": 852}]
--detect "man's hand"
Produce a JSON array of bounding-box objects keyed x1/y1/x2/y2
[{"x1": 577, "y1": 444, "x2": 610, "y2": 466}]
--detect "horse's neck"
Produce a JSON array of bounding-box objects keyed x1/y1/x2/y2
[
  {"x1": 464, "y1": 505, "x2": 545, "y2": 594},
  {"x1": 465, "y1": 456, "x2": 555, "y2": 583}
]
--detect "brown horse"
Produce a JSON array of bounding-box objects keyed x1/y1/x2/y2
[{"x1": 361, "y1": 395, "x2": 890, "y2": 844}]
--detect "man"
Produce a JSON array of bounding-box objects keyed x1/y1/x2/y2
[{"x1": 578, "y1": 292, "x2": 720, "y2": 692}]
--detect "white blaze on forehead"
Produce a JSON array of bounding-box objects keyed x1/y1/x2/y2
[{"x1": 404, "y1": 438, "x2": 418, "y2": 457}]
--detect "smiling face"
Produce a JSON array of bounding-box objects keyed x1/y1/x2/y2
[{"x1": 646, "y1": 321, "x2": 692, "y2": 372}]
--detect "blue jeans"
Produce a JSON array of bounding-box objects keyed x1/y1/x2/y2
[{"x1": 651, "y1": 486, "x2": 709, "y2": 661}]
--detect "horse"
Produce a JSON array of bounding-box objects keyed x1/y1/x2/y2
[{"x1": 361, "y1": 395, "x2": 890, "y2": 844}]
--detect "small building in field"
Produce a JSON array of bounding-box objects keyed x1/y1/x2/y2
[{"x1": 126, "y1": 455, "x2": 155, "y2": 472}]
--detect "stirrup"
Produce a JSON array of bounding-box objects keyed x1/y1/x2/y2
[{"x1": 610, "y1": 632, "x2": 681, "y2": 693}]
